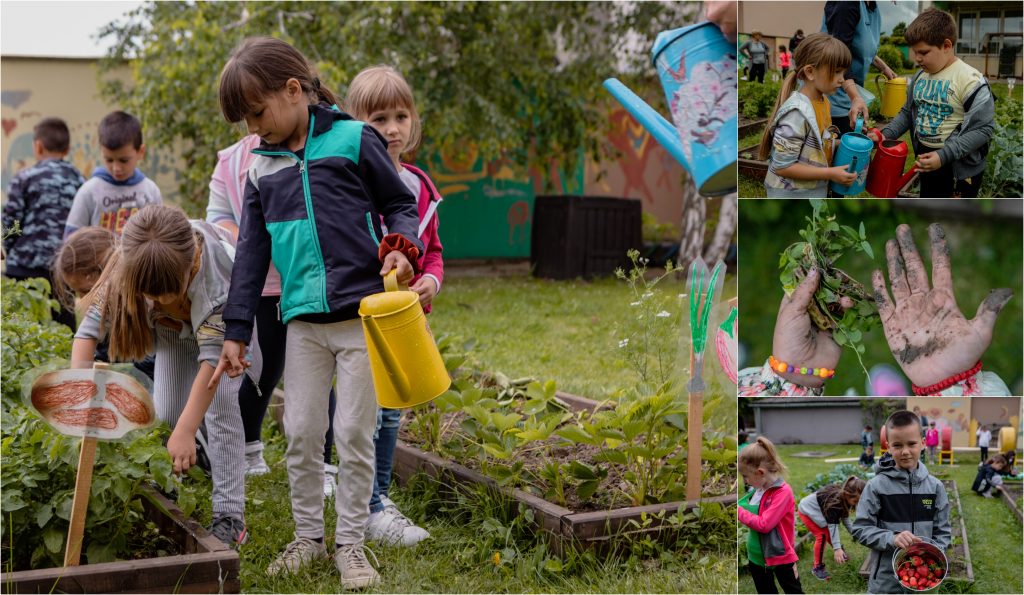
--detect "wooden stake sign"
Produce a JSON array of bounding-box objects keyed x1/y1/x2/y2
[
  {"x1": 685, "y1": 258, "x2": 725, "y2": 501},
  {"x1": 24, "y1": 361, "x2": 155, "y2": 567}
]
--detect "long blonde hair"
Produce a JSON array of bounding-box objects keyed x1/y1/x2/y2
[
  {"x1": 51, "y1": 226, "x2": 117, "y2": 312},
  {"x1": 92, "y1": 205, "x2": 196, "y2": 361},
  {"x1": 344, "y1": 65, "x2": 422, "y2": 157},
  {"x1": 757, "y1": 33, "x2": 852, "y2": 160},
  {"x1": 739, "y1": 436, "x2": 788, "y2": 478}
]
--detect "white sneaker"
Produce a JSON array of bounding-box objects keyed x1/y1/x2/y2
[
  {"x1": 334, "y1": 543, "x2": 380, "y2": 590},
  {"x1": 323, "y1": 463, "x2": 338, "y2": 498},
  {"x1": 245, "y1": 441, "x2": 270, "y2": 477},
  {"x1": 266, "y1": 536, "x2": 328, "y2": 576},
  {"x1": 366, "y1": 508, "x2": 430, "y2": 547}
]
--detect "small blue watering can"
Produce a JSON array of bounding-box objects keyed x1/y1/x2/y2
[
  {"x1": 604, "y1": 21, "x2": 737, "y2": 197},
  {"x1": 830, "y1": 116, "x2": 874, "y2": 195}
]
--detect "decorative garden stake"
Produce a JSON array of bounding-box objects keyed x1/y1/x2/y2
[
  {"x1": 685, "y1": 257, "x2": 725, "y2": 501},
  {"x1": 24, "y1": 362, "x2": 155, "y2": 566}
]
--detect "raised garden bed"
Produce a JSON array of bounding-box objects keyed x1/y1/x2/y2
[
  {"x1": 1001, "y1": 482, "x2": 1023, "y2": 524},
  {"x1": 392, "y1": 390, "x2": 736, "y2": 557},
  {"x1": 857, "y1": 479, "x2": 974, "y2": 587},
  {"x1": 1, "y1": 484, "x2": 239, "y2": 594},
  {"x1": 738, "y1": 117, "x2": 769, "y2": 139}
]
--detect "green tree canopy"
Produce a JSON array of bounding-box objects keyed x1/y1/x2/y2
[{"x1": 98, "y1": 1, "x2": 696, "y2": 215}]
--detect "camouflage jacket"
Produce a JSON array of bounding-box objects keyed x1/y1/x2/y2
[{"x1": 3, "y1": 159, "x2": 85, "y2": 274}]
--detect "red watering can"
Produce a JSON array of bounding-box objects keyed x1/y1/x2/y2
[{"x1": 865, "y1": 128, "x2": 918, "y2": 198}]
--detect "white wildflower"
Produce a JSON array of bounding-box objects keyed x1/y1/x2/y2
[
  {"x1": 630, "y1": 301, "x2": 642, "y2": 307},
  {"x1": 618, "y1": 338, "x2": 630, "y2": 348},
  {"x1": 642, "y1": 291, "x2": 654, "y2": 299},
  {"x1": 656, "y1": 310, "x2": 671, "y2": 318}
]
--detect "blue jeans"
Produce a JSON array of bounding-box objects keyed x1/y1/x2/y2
[{"x1": 369, "y1": 407, "x2": 402, "y2": 513}]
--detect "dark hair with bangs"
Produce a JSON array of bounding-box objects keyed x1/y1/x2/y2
[
  {"x1": 99, "y1": 111, "x2": 143, "y2": 150},
  {"x1": 344, "y1": 65, "x2": 422, "y2": 155},
  {"x1": 758, "y1": 32, "x2": 851, "y2": 160},
  {"x1": 906, "y1": 8, "x2": 957, "y2": 48},
  {"x1": 219, "y1": 37, "x2": 337, "y2": 123}
]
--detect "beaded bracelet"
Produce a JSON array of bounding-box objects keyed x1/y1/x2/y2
[
  {"x1": 912, "y1": 360, "x2": 982, "y2": 396},
  {"x1": 769, "y1": 355, "x2": 836, "y2": 379}
]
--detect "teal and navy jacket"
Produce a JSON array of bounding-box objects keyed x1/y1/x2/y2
[{"x1": 223, "y1": 103, "x2": 422, "y2": 344}]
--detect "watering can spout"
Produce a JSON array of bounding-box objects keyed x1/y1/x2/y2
[
  {"x1": 361, "y1": 314, "x2": 414, "y2": 403},
  {"x1": 603, "y1": 78, "x2": 687, "y2": 168}
]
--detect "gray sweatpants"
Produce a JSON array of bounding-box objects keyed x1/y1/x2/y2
[
  {"x1": 153, "y1": 324, "x2": 260, "y2": 517},
  {"x1": 283, "y1": 318, "x2": 376, "y2": 545}
]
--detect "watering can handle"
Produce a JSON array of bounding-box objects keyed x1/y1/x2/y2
[
  {"x1": 875, "y1": 73, "x2": 885, "y2": 96},
  {"x1": 855, "y1": 115, "x2": 864, "y2": 134},
  {"x1": 362, "y1": 315, "x2": 413, "y2": 404},
  {"x1": 383, "y1": 270, "x2": 408, "y2": 292}
]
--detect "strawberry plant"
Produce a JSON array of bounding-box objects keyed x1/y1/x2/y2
[{"x1": 779, "y1": 199, "x2": 879, "y2": 377}]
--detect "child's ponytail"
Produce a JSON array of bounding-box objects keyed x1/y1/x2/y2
[
  {"x1": 101, "y1": 206, "x2": 196, "y2": 362},
  {"x1": 757, "y1": 70, "x2": 800, "y2": 160},
  {"x1": 739, "y1": 435, "x2": 788, "y2": 477}
]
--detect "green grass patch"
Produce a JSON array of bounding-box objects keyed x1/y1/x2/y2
[
  {"x1": 739, "y1": 200, "x2": 1023, "y2": 395},
  {"x1": 739, "y1": 443, "x2": 1023, "y2": 594}
]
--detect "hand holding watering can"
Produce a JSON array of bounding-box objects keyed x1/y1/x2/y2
[{"x1": 830, "y1": 116, "x2": 874, "y2": 195}]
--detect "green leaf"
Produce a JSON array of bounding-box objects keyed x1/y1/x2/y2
[
  {"x1": 593, "y1": 449, "x2": 627, "y2": 465},
  {"x1": 35, "y1": 504, "x2": 53, "y2": 528},
  {"x1": 576, "y1": 479, "x2": 600, "y2": 501},
  {"x1": 859, "y1": 221, "x2": 866, "y2": 240},
  {"x1": 556, "y1": 425, "x2": 597, "y2": 445},
  {"x1": 86, "y1": 540, "x2": 118, "y2": 564},
  {"x1": 43, "y1": 526, "x2": 64, "y2": 553},
  {"x1": 568, "y1": 461, "x2": 598, "y2": 480},
  {"x1": 861, "y1": 241, "x2": 874, "y2": 259},
  {"x1": 544, "y1": 558, "x2": 564, "y2": 573}
]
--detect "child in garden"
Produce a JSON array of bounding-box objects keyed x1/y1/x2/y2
[
  {"x1": 345, "y1": 64, "x2": 444, "y2": 547},
  {"x1": 210, "y1": 37, "x2": 422, "y2": 588},
  {"x1": 977, "y1": 423, "x2": 992, "y2": 463},
  {"x1": 797, "y1": 476, "x2": 866, "y2": 580},
  {"x1": 971, "y1": 454, "x2": 1007, "y2": 498},
  {"x1": 925, "y1": 421, "x2": 939, "y2": 463},
  {"x1": 2, "y1": 117, "x2": 85, "y2": 330},
  {"x1": 206, "y1": 134, "x2": 341, "y2": 493},
  {"x1": 851, "y1": 410, "x2": 951, "y2": 594},
  {"x1": 64, "y1": 111, "x2": 162, "y2": 239},
  {"x1": 758, "y1": 33, "x2": 856, "y2": 197},
  {"x1": 70, "y1": 205, "x2": 259, "y2": 549},
  {"x1": 858, "y1": 445, "x2": 875, "y2": 469},
  {"x1": 868, "y1": 8, "x2": 995, "y2": 198},
  {"x1": 777, "y1": 45, "x2": 791, "y2": 79},
  {"x1": 737, "y1": 437, "x2": 803, "y2": 594}
]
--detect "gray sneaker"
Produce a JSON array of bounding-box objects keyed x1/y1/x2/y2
[
  {"x1": 245, "y1": 440, "x2": 270, "y2": 477},
  {"x1": 267, "y1": 537, "x2": 328, "y2": 576},
  {"x1": 334, "y1": 543, "x2": 381, "y2": 590},
  {"x1": 208, "y1": 514, "x2": 248, "y2": 550},
  {"x1": 811, "y1": 564, "x2": 830, "y2": 581}
]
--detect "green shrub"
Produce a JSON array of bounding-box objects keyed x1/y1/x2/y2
[
  {"x1": 874, "y1": 45, "x2": 905, "y2": 76},
  {"x1": 1, "y1": 277, "x2": 198, "y2": 570},
  {"x1": 741, "y1": 81, "x2": 782, "y2": 120},
  {"x1": 804, "y1": 463, "x2": 872, "y2": 496},
  {"x1": 980, "y1": 95, "x2": 1023, "y2": 198}
]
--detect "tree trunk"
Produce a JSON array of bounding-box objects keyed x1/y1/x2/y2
[
  {"x1": 678, "y1": 176, "x2": 706, "y2": 268},
  {"x1": 703, "y1": 193, "x2": 736, "y2": 265}
]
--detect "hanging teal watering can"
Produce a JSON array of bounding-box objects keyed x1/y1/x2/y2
[
  {"x1": 830, "y1": 116, "x2": 874, "y2": 196},
  {"x1": 604, "y1": 21, "x2": 737, "y2": 197}
]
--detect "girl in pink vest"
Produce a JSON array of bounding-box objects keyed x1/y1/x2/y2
[
  {"x1": 778, "y1": 45, "x2": 792, "y2": 79},
  {"x1": 925, "y1": 421, "x2": 940, "y2": 463},
  {"x1": 344, "y1": 65, "x2": 445, "y2": 547}
]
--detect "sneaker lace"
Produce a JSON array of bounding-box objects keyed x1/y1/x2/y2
[
  {"x1": 281, "y1": 537, "x2": 317, "y2": 562},
  {"x1": 339, "y1": 544, "x2": 379, "y2": 571},
  {"x1": 383, "y1": 508, "x2": 415, "y2": 528}
]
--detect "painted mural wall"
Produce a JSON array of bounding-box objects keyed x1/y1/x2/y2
[
  {"x1": 2, "y1": 56, "x2": 686, "y2": 258},
  {"x1": 906, "y1": 397, "x2": 1021, "y2": 448}
]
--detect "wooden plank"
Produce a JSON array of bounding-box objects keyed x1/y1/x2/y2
[
  {"x1": 64, "y1": 437, "x2": 98, "y2": 566},
  {"x1": 999, "y1": 486, "x2": 1023, "y2": 524},
  {"x1": 737, "y1": 118, "x2": 769, "y2": 138},
  {"x1": 1, "y1": 551, "x2": 239, "y2": 594},
  {"x1": 947, "y1": 479, "x2": 974, "y2": 582},
  {"x1": 554, "y1": 391, "x2": 609, "y2": 412},
  {"x1": 565, "y1": 494, "x2": 737, "y2": 540},
  {"x1": 138, "y1": 484, "x2": 228, "y2": 555}
]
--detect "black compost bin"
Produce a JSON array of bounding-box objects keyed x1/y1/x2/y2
[{"x1": 530, "y1": 196, "x2": 642, "y2": 279}]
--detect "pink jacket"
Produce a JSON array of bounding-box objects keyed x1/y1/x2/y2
[
  {"x1": 737, "y1": 479, "x2": 799, "y2": 566},
  {"x1": 925, "y1": 428, "x2": 940, "y2": 447},
  {"x1": 206, "y1": 135, "x2": 282, "y2": 296},
  {"x1": 400, "y1": 163, "x2": 444, "y2": 314}
]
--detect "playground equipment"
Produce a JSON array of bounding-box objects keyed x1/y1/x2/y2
[
  {"x1": 969, "y1": 419, "x2": 978, "y2": 447},
  {"x1": 360, "y1": 271, "x2": 451, "y2": 409},
  {"x1": 604, "y1": 21, "x2": 737, "y2": 196},
  {"x1": 938, "y1": 426, "x2": 954, "y2": 465},
  {"x1": 999, "y1": 425, "x2": 1017, "y2": 452}
]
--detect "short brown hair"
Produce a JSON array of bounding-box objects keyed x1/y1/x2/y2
[
  {"x1": 886, "y1": 410, "x2": 922, "y2": 434},
  {"x1": 98, "y1": 111, "x2": 143, "y2": 150},
  {"x1": 34, "y1": 118, "x2": 71, "y2": 153},
  {"x1": 906, "y1": 8, "x2": 957, "y2": 47}
]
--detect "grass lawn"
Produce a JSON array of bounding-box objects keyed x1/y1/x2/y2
[
  {"x1": 738, "y1": 200, "x2": 1024, "y2": 395},
  {"x1": 184, "y1": 270, "x2": 738, "y2": 593},
  {"x1": 738, "y1": 444, "x2": 1024, "y2": 594}
]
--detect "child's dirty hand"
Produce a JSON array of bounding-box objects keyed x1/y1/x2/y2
[
  {"x1": 167, "y1": 427, "x2": 197, "y2": 475},
  {"x1": 872, "y1": 224, "x2": 1013, "y2": 388},
  {"x1": 914, "y1": 152, "x2": 942, "y2": 172},
  {"x1": 772, "y1": 267, "x2": 854, "y2": 388},
  {"x1": 410, "y1": 276, "x2": 438, "y2": 308},
  {"x1": 826, "y1": 165, "x2": 858, "y2": 185},
  {"x1": 834, "y1": 549, "x2": 847, "y2": 564},
  {"x1": 893, "y1": 531, "x2": 923, "y2": 550}
]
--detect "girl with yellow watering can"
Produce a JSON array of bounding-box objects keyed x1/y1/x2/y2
[{"x1": 209, "y1": 38, "x2": 424, "y2": 589}]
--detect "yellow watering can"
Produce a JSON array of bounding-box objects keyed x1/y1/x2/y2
[
  {"x1": 876, "y1": 75, "x2": 908, "y2": 118},
  {"x1": 359, "y1": 271, "x2": 451, "y2": 408}
]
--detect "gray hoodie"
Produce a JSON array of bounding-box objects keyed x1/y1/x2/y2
[
  {"x1": 850, "y1": 453, "x2": 951, "y2": 594},
  {"x1": 880, "y1": 66, "x2": 994, "y2": 183}
]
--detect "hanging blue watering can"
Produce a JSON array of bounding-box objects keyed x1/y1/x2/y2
[
  {"x1": 604, "y1": 21, "x2": 737, "y2": 197},
  {"x1": 830, "y1": 116, "x2": 874, "y2": 195}
]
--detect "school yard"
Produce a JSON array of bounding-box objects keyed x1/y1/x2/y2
[{"x1": 738, "y1": 443, "x2": 1024, "y2": 594}]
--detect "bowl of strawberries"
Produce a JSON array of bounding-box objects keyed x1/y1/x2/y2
[{"x1": 892, "y1": 540, "x2": 947, "y2": 592}]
